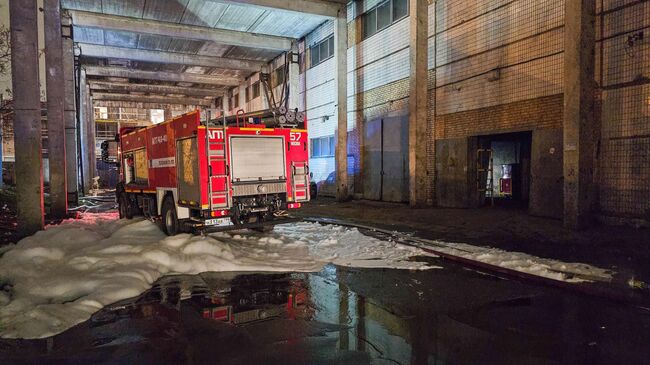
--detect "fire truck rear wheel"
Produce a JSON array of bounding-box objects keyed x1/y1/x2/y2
[
  {"x1": 118, "y1": 193, "x2": 133, "y2": 219},
  {"x1": 161, "y1": 197, "x2": 179, "y2": 236}
]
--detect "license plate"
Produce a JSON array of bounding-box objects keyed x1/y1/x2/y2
[{"x1": 205, "y1": 218, "x2": 233, "y2": 226}]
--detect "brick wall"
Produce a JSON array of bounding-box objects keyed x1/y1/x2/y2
[{"x1": 436, "y1": 94, "x2": 564, "y2": 140}]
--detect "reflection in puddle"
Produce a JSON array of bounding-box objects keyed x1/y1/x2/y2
[{"x1": 1, "y1": 262, "x2": 650, "y2": 364}]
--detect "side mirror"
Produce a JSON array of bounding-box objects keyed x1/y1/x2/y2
[{"x1": 309, "y1": 172, "x2": 313, "y2": 179}]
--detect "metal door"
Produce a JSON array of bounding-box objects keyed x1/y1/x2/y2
[
  {"x1": 363, "y1": 118, "x2": 382, "y2": 200},
  {"x1": 363, "y1": 116, "x2": 409, "y2": 202},
  {"x1": 382, "y1": 116, "x2": 408, "y2": 202}
]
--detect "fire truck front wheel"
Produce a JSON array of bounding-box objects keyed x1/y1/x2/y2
[{"x1": 161, "y1": 197, "x2": 179, "y2": 236}]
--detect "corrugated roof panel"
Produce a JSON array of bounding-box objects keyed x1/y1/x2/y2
[
  {"x1": 252, "y1": 12, "x2": 327, "y2": 38},
  {"x1": 215, "y1": 5, "x2": 265, "y2": 32},
  {"x1": 61, "y1": 0, "x2": 102, "y2": 12},
  {"x1": 196, "y1": 42, "x2": 231, "y2": 57},
  {"x1": 129, "y1": 61, "x2": 184, "y2": 73},
  {"x1": 167, "y1": 38, "x2": 205, "y2": 54},
  {"x1": 142, "y1": 0, "x2": 190, "y2": 23},
  {"x1": 101, "y1": 0, "x2": 145, "y2": 18},
  {"x1": 73, "y1": 27, "x2": 105, "y2": 45},
  {"x1": 103, "y1": 30, "x2": 139, "y2": 48},
  {"x1": 208, "y1": 68, "x2": 245, "y2": 78},
  {"x1": 137, "y1": 34, "x2": 172, "y2": 51},
  {"x1": 181, "y1": 0, "x2": 228, "y2": 27},
  {"x1": 224, "y1": 46, "x2": 281, "y2": 62}
]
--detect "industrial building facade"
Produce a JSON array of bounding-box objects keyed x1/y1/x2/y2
[{"x1": 245, "y1": 0, "x2": 648, "y2": 225}]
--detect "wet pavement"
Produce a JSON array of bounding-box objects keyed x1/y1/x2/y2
[{"x1": 1, "y1": 256, "x2": 650, "y2": 365}]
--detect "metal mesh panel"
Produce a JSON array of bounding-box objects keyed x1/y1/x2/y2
[{"x1": 596, "y1": 0, "x2": 650, "y2": 218}]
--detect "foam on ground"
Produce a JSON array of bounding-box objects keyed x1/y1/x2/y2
[{"x1": 0, "y1": 216, "x2": 433, "y2": 339}]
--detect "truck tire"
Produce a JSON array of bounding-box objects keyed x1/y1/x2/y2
[
  {"x1": 118, "y1": 193, "x2": 133, "y2": 219},
  {"x1": 161, "y1": 197, "x2": 179, "y2": 236}
]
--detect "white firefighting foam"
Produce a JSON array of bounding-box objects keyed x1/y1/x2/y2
[{"x1": 0, "y1": 216, "x2": 433, "y2": 339}]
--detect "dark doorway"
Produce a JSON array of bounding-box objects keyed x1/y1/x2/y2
[
  {"x1": 475, "y1": 131, "x2": 532, "y2": 208},
  {"x1": 363, "y1": 115, "x2": 409, "y2": 202}
]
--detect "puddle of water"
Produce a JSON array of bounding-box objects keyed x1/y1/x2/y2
[{"x1": 1, "y1": 262, "x2": 649, "y2": 365}]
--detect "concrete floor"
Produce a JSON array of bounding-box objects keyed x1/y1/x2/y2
[{"x1": 295, "y1": 198, "x2": 650, "y2": 287}]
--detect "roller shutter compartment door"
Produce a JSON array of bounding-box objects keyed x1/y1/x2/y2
[{"x1": 176, "y1": 137, "x2": 200, "y2": 204}]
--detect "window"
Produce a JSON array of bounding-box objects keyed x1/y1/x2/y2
[
  {"x1": 94, "y1": 107, "x2": 108, "y2": 120},
  {"x1": 310, "y1": 136, "x2": 336, "y2": 158},
  {"x1": 361, "y1": 0, "x2": 409, "y2": 40},
  {"x1": 215, "y1": 97, "x2": 223, "y2": 110},
  {"x1": 377, "y1": 1, "x2": 391, "y2": 30},
  {"x1": 392, "y1": 0, "x2": 408, "y2": 20},
  {"x1": 310, "y1": 34, "x2": 334, "y2": 68},
  {"x1": 362, "y1": 8, "x2": 377, "y2": 39},
  {"x1": 252, "y1": 82, "x2": 260, "y2": 98},
  {"x1": 245, "y1": 86, "x2": 251, "y2": 102},
  {"x1": 273, "y1": 67, "x2": 285, "y2": 88},
  {"x1": 234, "y1": 93, "x2": 240, "y2": 108}
]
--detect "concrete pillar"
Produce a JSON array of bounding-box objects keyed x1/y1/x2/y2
[
  {"x1": 79, "y1": 70, "x2": 91, "y2": 193},
  {"x1": 86, "y1": 85, "x2": 96, "y2": 188},
  {"x1": 408, "y1": 0, "x2": 429, "y2": 207},
  {"x1": 0, "y1": 114, "x2": 3, "y2": 188},
  {"x1": 563, "y1": 0, "x2": 596, "y2": 229},
  {"x1": 10, "y1": 0, "x2": 45, "y2": 235},
  {"x1": 260, "y1": 66, "x2": 270, "y2": 111},
  {"x1": 334, "y1": 9, "x2": 349, "y2": 201},
  {"x1": 287, "y1": 43, "x2": 300, "y2": 111},
  {"x1": 44, "y1": 0, "x2": 67, "y2": 217},
  {"x1": 222, "y1": 91, "x2": 230, "y2": 117},
  {"x1": 164, "y1": 106, "x2": 173, "y2": 120},
  {"x1": 62, "y1": 17, "x2": 78, "y2": 204}
]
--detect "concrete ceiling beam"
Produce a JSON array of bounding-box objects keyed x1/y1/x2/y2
[
  {"x1": 92, "y1": 92, "x2": 212, "y2": 106},
  {"x1": 89, "y1": 81, "x2": 224, "y2": 97},
  {"x1": 84, "y1": 66, "x2": 241, "y2": 86},
  {"x1": 93, "y1": 100, "x2": 203, "y2": 110},
  {"x1": 214, "y1": 0, "x2": 342, "y2": 17},
  {"x1": 70, "y1": 10, "x2": 293, "y2": 51},
  {"x1": 79, "y1": 44, "x2": 266, "y2": 72}
]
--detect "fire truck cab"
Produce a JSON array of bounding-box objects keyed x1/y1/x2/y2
[{"x1": 114, "y1": 110, "x2": 310, "y2": 235}]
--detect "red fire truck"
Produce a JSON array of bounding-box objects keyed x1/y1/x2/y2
[{"x1": 110, "y1": 110, "x2": 310, "y2": 235}]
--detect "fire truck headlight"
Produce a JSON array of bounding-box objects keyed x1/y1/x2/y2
[{"x1": 257, "y1": 184, "x2": 267, "y2": 193}]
